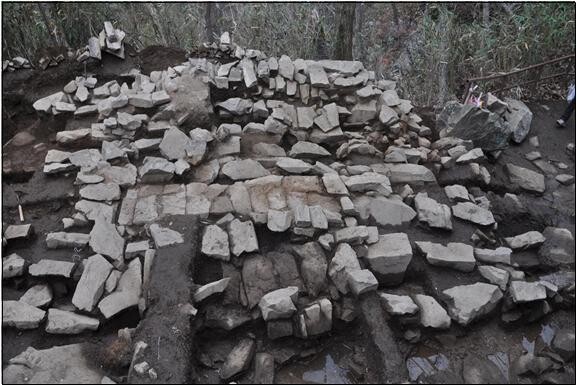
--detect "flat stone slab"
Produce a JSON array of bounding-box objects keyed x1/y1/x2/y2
[
  {"x1": 474, "y1": 247, "x2": 512, "y2": 265},
  {"x1": 98, "y1": 258, "x2": 142, "y2": 319},
  {"x1": 3, "y1": 301, "x2": 46, "y2": 329},
  {"x1": 2, "y1": 343, "x2": 105, "y2": 383},
  {"x1": 45, "y1": 308, "x2": 99, "y2": 334},
  {"x1": 46, "y1": 232, "x2": 90, "y2": 249},
  {"x1": 258, "y1": 286, "x2": 298, "y2": 321},
  {"x1": 150, "y1": 223, "x2": 184, "y2": 248},
  {"x1": 288, "y1": 141, "x2": 331, "y2": 158},
  {"x1": 220, "y1": 338, "x2": 256, "y2": 380},
  {"x1": 379, "y1": 293, "x2": 419, "y2": 316},
  {"x1": 20, "y1": 285, "x2": 53, "y2": 308},
  {"x1": 89, "y1": 217, "x2": 125, "y2": 268},
  {"x1": 506, "y1": 163, "x2": 545, "y2": 193},
  {"x1": 3, "y1": 253, "x2": 26, "y2": 278},
  {"x1": 451, "y1": 201, "x2": 495, "y2": 226},
  {"x1": 413, "y1": 294, "x2": 451, "y2": 329},
  {"x1": 415, "y1": 241, "x2": 476, "y2": 272},
  {"x1": 509, "y1": 281, "x2": 547, "y2": 303},
  {"x1": 29, "y1": 260, "x2": 75, "y2": 278},
  {"x1": 201, "y1": 225, "x2": 230, "y2": 261},
  {"x1": 504, "y1": 231, "x2": 545, "y2": 250},
  {"x1": 374, "y1": 163, "x2": 436, "y2": 185},
  {"x1": 79, "y1": 183, "x2": 121, "y2": 201},
  {"x1": 4, "y1": 224, "x2": 33, "y2": 241},
  {"x1": 228, "y1": 219, "x2": 259, "y2": 256},
  {"x1": 366, "y1": 233, "x2": 413, "y2": 285},
  {"x1": 441, "y1": 283, "x2": 502, "y2": 325},
  {"x1": 347, "y1": 269, "x2": 378, "y2": 296},
  {"x1": 72, "y1": 254, "x2": 113, "y2": 312},
  {"x1": 222, "y1": 159, "x2": 270, "y2": 181},
  {"x1": 267, "y1": 209, "x2": 293, "y2": 232},
  {"x1": 193, "y1": 278, "x2": 231, "y2": 303},
  {"x1": 414, "y1": 193, "x2": 452, "y2": 230}
]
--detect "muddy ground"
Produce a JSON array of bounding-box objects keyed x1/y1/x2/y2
[{"x1": 2, "y1": 48, "x2": 576, "y2": 384}]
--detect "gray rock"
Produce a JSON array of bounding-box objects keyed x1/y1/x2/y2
[
  {"x1": 504, "y1": 231, "x2": 545, "y2": 250},
  {"x1": 45, "y1": 308, "x2": 99, "y2": 334},
  {"x1": 308, "y1": 63, "x2": 329, "y2": 88},
  {"x1": 20, "y1": 285, "x2": 53, "y2": 308},
  {"x1": 380, "y1": 90, "x2": 401, "y2": 106},
  {"x1": 44, "y1": 150, "x2": 71, "y2": 164},
  {"x1": 506, "y1": 163, "x2": 545, "y2": 194},
  {"x1": 415, "y1": 241, "x2": 476, "y2": 272},
  {"x1": 202, "y1": 225, "x2": 230, "y2": 261},
  {"x1": 2, "y1": 343, "x2": 104, "y2": 383},
  {"x1": 509, "y1": 281, "x2": 546, "y2": 303},
  {"x1": 444, "y1": 185, "x2": 470, "y2": 202},
  {"x1": 367, "y1": 233, "x2": 413, "y2": 284},
  {"x1": 220, "y1": 338, "x2": 256, "y2": 380},
  {"x1": 276, "y1": 158, "x2": 312, "y2": 174},
  {"x1": 504, "y1": 98, "x2": 533, "y2": 144},
  {"x1": 322, "y1": 174, "x2": 348, "y2": 195},
  {"x1": 3, "y1": 301, "x2": 46, "y2": 329},
  {"x1": 451, "y1": 201, "x2": 495, "y2": 226},
  {"x1": 46, "y1": 232, "x2": 90, "y2": 249},
  {"x1": 149, "y1": 223, "x2": 184, "y2": 248},
  {"x1": 288, "y1": 141, "x2": 330, "y2": 158},
  {"x1": 440, "y1": 103, "x2": 511, "y2": 151},
  {"x1": 374, "y1": 163, "x2": 436, "y2": 185},
  {"x1": 254, "y1": 353, "x2": 275, "y2": 384},
  {"x1": 478, "y1": 265, "x2": 509, "y2": 291},
  {"x1": 292, "y1": 242, "x2": 327, "y2": 297},
  {"x1": 133, "y1": 138, "x2": 162, "y2": 152},
  {"x1": 552, "y1": 328, "x2": 575, "y2": 361},
  {"x1": 347, "y1": 269, "x2": 378, "y2": 296},
  {"x1": 556, "y1": 173, "x2": 575, "y2": 185},
  {"x1": 72, "y1": 254, "x2": 113, "y2": 312},
  {"x1": 98, "y1": 259, "x2": 142, "y2": 319},
  {"x1": 329, "y1": 243, "x2": 361, "y2": 294},
  {"x1": 43, "y1": 162, "x2": 77, "y2": 174},
  {"x1": 364, "y1": 196, "x2": 417, "y2": 227},
  {"x1": 474, "y1": 247, "x2": 512, "y2": 265},
  {"x1": 379, "y1": 105, "x2": 400, "y2": 126},
  {"x1": 90, "y1": 217, "x2": 124, "y2": 268},
  {"x1": 267, "y1": 210, "x2": 293, "y2": 232},
  {"x1": 242, "y1": 254, "x2": 279, "y2": 308},
  {"x1": 278, "y1": 55, "x2": 294, "y2": 80},
  {"x1": 253, "y1": 143, "x2": 286, "y2": 157},
  {"x1": 217, "y1": 97, "x2": 253, "y2": 116},
  {"x1": 442, "y1": 283, "x2": 502, "y2": 325},
  {"x1": 160, "y1": 127, "x2": 206, "y2": 165},
  {"x1": 294, "y1": 205, "x2": 312, "y2": 227},
  {"x1": 296, "y1": 298, "x2": 332, "y2": 338},
  {"x1": 379, "y1": 293, "x2": 419, "y2": 316},
  {"x1": 414, "y1": 193, "x2": 452, "y2": 230},
  {"x1": 75, "y1": 200, "x2": 118, "y2": 223},
  {"x1": 258, "y1": 286, "x2": 298, "y2": 321},
  {"x1": 228, "y1": 219, "x2": 259, "y2": 256},
  {"x1": 29, "y1": 260, "x2": 75, "y2": 278},
  {"x1": 413, "y1": 294, "x2": 451, "y2": 329},
  {"x1": 309, "y1": 205, "x2": 328, "y2": 230},
  {"x1": 334, "y1": 226, "x2": 369, "y2": 244},
  {"x1": 241, "y1": 58, "x2": 258, "y2": 88},
  {"x1": 56, "y1": 128, "x2": 91, "y2": 144},
  {"x1": 539, "y1": 227, "x2": 575, "y2": 265},
  {"x1": 79, "y1": 183, "x2": 121, "y2": 202},
  {"x1": 3, "y1": 253, "x2": 26, "y2": 279},
  {"x1": 344, "y1": 172, "x2": 392, "y2": 195},
  {"x1": 463, "y1": 354, "x2": 508, "y2": 384},
  {"x1": 139, "y1": 156, "x2": 175, "y2": 183},
  {"x1": 193, "y1": 278, "x2": 231, "y2": 303},
  {"x1": 456, "y1": 148, "x2": 485, "y2": 164},
  {"x1": 222, "y1": 159, "x2": 270, "y2": 181}
]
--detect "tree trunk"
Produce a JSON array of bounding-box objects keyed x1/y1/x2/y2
[
  {"x1": 37, "y1": 3, "x2": 58, "y2": 47},
  {"x1": 482, "y1": 3, "x2": 490, "y2": 28},
  {"x1": 391, "y1": 3, "x2": 400, "y2": 27},
  {"x1": 334, "y1": 3, "x2": 356, "y2": 61},
  {"x1": 355, "y1": 3, "x2": 366, "y2": 61},
  {"x1": 205, "y1": 3, "x2": 215, "y2": 42},
  {"x1": 146, "y1": 3, "x2": 168, "y2": 46},
  {"x1": 314, "y1": 22, "x2": 328, "y2": 60}
]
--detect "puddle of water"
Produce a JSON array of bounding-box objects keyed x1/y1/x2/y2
[
  {"x1": 540, "y1": 324, "x2": 556, "y2": 347},
  {"x1": 406, "y1": 353, "x2": 450, "y2": 382},
  {"x1": 276, "y1": 350, "x2": 354, "y2": 384},
  {"x1": 521, "y1": 336, "x2": 535, "y2": 354}
]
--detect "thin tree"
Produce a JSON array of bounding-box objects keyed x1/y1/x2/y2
[{"x1": 334, "y1": 3, "x2": 356, "y2": 60}]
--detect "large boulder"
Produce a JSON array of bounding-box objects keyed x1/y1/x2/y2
[
  {"x1": 441, "y1": 283, "x2": 503, "y2": 325},
  {"x1": 504, "y1": 98, "x2": 533, "y2": 144},
  {"x1": 366, "y1": 233, "x2": 413, "y2": 285},
  {"x1": 439, "y1": 103, "x2": 511, "y2": 151}
]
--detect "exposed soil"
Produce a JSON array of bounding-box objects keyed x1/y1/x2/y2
[{"x1": 2, "y1": 46, "x2": 575, "y2": 384}]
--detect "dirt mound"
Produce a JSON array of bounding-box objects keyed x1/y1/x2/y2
[{"x1": 138, "y1": 45, "x2": 187, "y2": 75}]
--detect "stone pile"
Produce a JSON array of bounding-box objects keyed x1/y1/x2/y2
[{"x1": 4, "y1": 30, "x2": 574, "y2": 384}]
